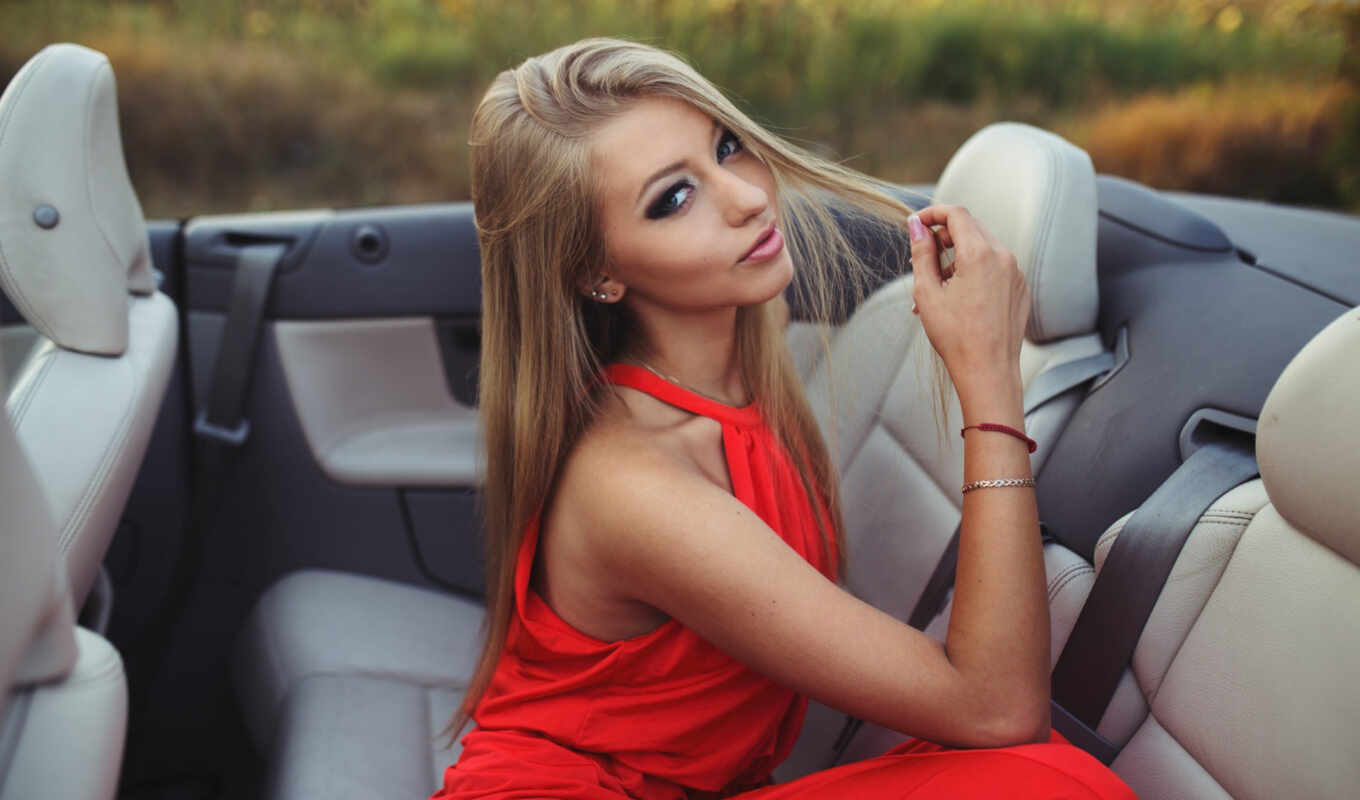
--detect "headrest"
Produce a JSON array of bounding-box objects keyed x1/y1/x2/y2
[
  {"x1": 0, "y1": 43, "x2": 152, "y2": 357},
  {"x1": 933, "y1": 122, "x2": 1098, "y2": 343},
  {"x1": 1258, "y1": 306, "x2": 1360, "y2": 565}
]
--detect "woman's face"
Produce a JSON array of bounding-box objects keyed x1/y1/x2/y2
[{"x1": 589, "y1": 96, "x2": 793, "y2": 313}]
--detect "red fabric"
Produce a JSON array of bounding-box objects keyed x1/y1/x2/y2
[{"x1": 432, "y1": 364, "x2": 1133, "y2": 799}]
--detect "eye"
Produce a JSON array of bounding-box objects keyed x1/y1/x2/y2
[
  {"x1": 646, "y1": 180, "x2": 694, "y2": 220},
  {"x1": 716, "y1": 128, "x2": 742, "y2": 162}
]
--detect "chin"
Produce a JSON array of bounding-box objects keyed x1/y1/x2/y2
[{"x1": 740, "y1": 251, "x2": 795, "y2": 306}]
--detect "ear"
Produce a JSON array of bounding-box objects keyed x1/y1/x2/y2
[{"x1": 579, "y1": 275, "x2": 627, "y2": 303}]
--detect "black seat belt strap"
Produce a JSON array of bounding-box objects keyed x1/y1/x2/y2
[
  {"x1": 1022, "y1": 351, "x2": 1115, "y2": 416},
  {"x1": 1051, "y1": 439, "x2": 1259, "y2": 740},
  {"x1": 193, "y1": 243, "x2": 288, "y2": 446}
]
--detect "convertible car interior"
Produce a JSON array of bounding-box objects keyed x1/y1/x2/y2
[{"x1": 2, "y1": 43, "x2": 1357, "y2": 800}]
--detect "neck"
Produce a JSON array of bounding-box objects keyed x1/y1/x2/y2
[{"x1": 624, "y1": 299, "x2": 746, "y2": 406}]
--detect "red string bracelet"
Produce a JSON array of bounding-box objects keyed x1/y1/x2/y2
[{"x1": 960, "y1": 423, "x2": 1037, "y2": 453}]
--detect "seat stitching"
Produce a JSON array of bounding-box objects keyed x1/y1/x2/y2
[
  {"x1": 1143, "y1": 511, "x2": 1257, "y2": 707},
  {"x1": 85, "y1": 60, "x2": 133, "y2": 288},
  {"x1": 878, "y1": 418, "x2": 958, "y2": 508},
  {"x1": 1045, "y1": 562, "x2": 1086, "y2": 597},
  {"x1": 1048, "y1": 563, "x2": 1093, "y2": 604},
  {"x1": 58, "y1": 357, "x2": 138, "y2": 556},
  {"x1": 1142, "y1": 715, "x2": 1234, "y2": 798},
  {"x1": 6, "y1": 342, "x2": 57, "y2": 426},
  {"x1": 0, "y1": 50, "x2": 61, "y2": 337},
  {"x1": 1045, "y1": 561, "x2": 1087, "y2": 597},
  {"x1": 1026, "y1": 135, "x2": 1063, "y2": 342}
]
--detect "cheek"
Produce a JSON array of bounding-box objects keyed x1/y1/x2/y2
[{"x1": 610, "y1": 215, "x2": 727, "y2": 283}]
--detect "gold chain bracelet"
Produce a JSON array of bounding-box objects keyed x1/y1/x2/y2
[{"x1": 961, "y1": 477, "x2": 1036, "y2": 494}]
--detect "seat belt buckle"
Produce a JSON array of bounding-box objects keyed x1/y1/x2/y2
[{"x1": 193, "y1": 409, "x2": 250, "y2": 447}]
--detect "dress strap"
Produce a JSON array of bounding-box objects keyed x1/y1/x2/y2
[{"x1": 603, "y1": 364, "x2": 761, "y2": 428}]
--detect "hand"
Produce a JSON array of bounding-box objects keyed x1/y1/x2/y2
[{"x1": 908, "y1": 205, "x2": 1031, "y2": 390}]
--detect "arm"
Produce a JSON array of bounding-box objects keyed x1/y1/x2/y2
[
  {"x1": 572, "y1": 445, "x2": 1045, "y2": 749},
  {"x1": 911, "y1": 204, "x2": 1050, "y2": 742}
]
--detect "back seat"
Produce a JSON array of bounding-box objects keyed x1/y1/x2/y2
[
  {"x1": 1089, "y1": 306, "x2": 1360, "y2": 798},
  {"x1": 235, "y1": 122, "x2": 1112, "y2": 798}
]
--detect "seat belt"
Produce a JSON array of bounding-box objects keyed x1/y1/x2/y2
[
  {"x1": 193, "y1": 243, "x2": 289, "y2": 446},
  {"x1": 829, "y1": 352, "x2": 1112, "y2": 764},
  {"x1": 1022, "y1": 351, "x2": 1115, "y2": 415},
  {"x1": 132, "y1": 242, "x2": 288, "y2": 713},
  {"x1": 1050, "y1": 438, "x2": 1259, "y2": 762}
]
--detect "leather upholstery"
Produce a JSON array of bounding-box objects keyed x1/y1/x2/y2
[
  {"x1": 0, "y1": 42, "x2": 179, "y2": 606},
  {"x1": 0, "y1": 44, "x2": 153, "y2": 357},
  {"x1": 3, "y1": 348, "x2": 126, "y2": 800},
  {"x1": 0, "y1": 349, "x2": 74, "y2": 715},
  {"x1": 932, "y1": 122, "x2": 1099, "y2": 343},
  {"x1": 265, "y1": 674, "x2": 463, "y2": 800},
  {"x1": 0, "y1": 628, "x2": 127, "y2": 800},
  {"x1": 233, "y1": 569, "x2": 484, "y2": 753},
  {"x1": 1093, "y1": 307, "x2": 1360, "y2": 798},
  {"x1": 7, "y1": 294, "x2": 177, "y2": 604},
  {"x1": 1256, "y1": 307, "x2": 1360, "y2": 565}
]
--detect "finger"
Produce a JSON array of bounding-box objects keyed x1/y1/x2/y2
[
  {"x1": 915, "y1": 204, "x2": 986, "y2": 250},
  {"x1": 908, "y1": 213, "x2": 943, "y2": 291},
  {"x1": 932, "y1": 226, "x2": 955, "y2": 251}
]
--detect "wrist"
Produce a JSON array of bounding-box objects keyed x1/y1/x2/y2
[{"x1": 953, "y1": 367, "x2": 1023, "y2": 421}]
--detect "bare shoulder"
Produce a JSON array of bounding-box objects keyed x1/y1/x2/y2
[
  {"x1": 534, "y1": 388, "x2": 733, "y2": 639},
  {"x1": 551, "y1": 388, "x2": 729, "y2": 548}
]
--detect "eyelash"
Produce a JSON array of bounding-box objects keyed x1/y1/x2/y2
[{"x1": 645, "y1": 128, "x2": 743, "y2": 220}]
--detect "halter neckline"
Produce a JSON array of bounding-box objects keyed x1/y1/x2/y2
[{"x1": 603, "y1": 363, "x2": 761, "y2": 427}]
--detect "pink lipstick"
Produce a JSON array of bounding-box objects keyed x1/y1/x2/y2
[{"x1": 740, "y1": 226, "x2": 783, "y2": 264}]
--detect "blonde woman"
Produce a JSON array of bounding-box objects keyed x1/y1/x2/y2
[{"x1": 433, "y1": 38, "x2": 1133, "y2": 799}]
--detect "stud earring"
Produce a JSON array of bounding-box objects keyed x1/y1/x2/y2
[{"x1": 592, "y1": 288, "x2": 608, "y2": 301}]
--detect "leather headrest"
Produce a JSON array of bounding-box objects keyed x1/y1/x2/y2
[
  {"x1": 933, "y1": 122, "x2": 1098, "y2": 343},
  {"x1": 1258, "y1": 306, "x2": 1360, "y2": 565},
  {"x1": 0, "y1": 43, "x2": 152, "y2": 357}
]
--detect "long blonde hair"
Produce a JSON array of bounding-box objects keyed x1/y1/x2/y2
[{"x1": 452, "y1": 37, "x2": 922, "y2": 738}]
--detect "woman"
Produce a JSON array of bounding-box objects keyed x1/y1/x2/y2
[{"x1": 433, "y1": 37, "x2": 1133, "y2": 799}]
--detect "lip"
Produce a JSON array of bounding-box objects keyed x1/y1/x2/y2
[{"x1": 738, "y1": 223, "x2": 783, "y2": 264}]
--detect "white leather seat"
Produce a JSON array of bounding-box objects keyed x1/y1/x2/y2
[
  {"x1": 1085, "y1": 306, "x2": 1360, "y2": 799},
  {"x1": 779, "y1": 121, "x2": 1107, "y2": 775},
  {"x1": 0, "y1": 41, "x2": 174, "y2": 800},
  {"x1": 1, "y1": 343, "x2": 129, "y2": 800},
  {"x1": 233, "y1": 569, "x2": 483, "y2": 767},
  {"x1": 0, "y1": 43, "x2": 179, "y2": 610},
  {"x1": 234, "y1": 122, "x2": 1110, "y2": 798}
]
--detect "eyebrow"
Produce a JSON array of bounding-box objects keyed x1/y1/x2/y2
[{"x1": 634, "y1": 119, "x2": 723, "y2": 206}]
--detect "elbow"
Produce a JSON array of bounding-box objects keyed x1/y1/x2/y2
[{"x1": 970, "y1": 696, "x2": 1051, "y2": 748}]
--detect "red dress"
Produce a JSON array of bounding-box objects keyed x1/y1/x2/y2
[{"x1": 432, "y1": 364, "x2": 1134, "y2": 800}]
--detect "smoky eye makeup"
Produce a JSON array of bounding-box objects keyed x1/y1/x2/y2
[
  {"x1": 641, "y1": 126, "x2": 743, "y2": 220},
  {"x1": 646, "y1": 180, "x2": 695, "y2": 220}
]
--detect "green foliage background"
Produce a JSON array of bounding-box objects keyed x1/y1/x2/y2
[{"x1": 2, "y1": 0, "x2": 1355, "y2": 216}]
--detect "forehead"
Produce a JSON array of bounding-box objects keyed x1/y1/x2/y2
[{"x1": 591, "y1": 96, "x2": 714, "y2": 206}]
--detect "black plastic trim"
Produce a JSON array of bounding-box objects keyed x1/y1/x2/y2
[{"x1": 1096, "y1": 175, "x2": 1232, "y2": 252}]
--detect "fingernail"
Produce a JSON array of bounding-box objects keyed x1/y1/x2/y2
[
  {"x1": 908, "y1": 214, "x2": 926, "y2": 243},
  {"x1": 911, "y1": 302, "x2": 919, "y2": 314}
]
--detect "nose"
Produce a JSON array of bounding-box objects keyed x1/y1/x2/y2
[{"x1": 717, "y1": 167, "x2": 769, "y2": 228}]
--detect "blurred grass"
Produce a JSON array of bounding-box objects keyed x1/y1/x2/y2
[{"x1": 0, "y1": 0, "x2": 1354, "y2": 216}]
